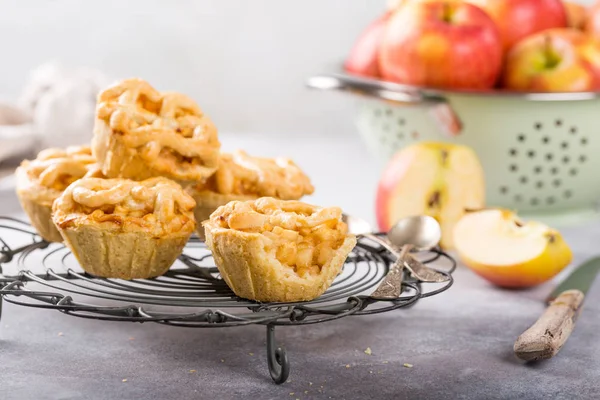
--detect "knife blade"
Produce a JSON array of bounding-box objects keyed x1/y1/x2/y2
[
  {"x1": 546, "y1": 256, "x2": 600, "y2": 303},
  {"x1": 514, "y1": 256, "x2": 600, "y2": 362}
]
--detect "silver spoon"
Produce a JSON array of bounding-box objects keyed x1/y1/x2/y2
[{"x1": 343, "y1": 214, "x2": 448, "y2": 298}]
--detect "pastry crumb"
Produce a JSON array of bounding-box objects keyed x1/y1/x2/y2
[
  {"x1": 249, "y1": 352, "x2": 254, "y2": 356},
  {"x1": 309, "y1": 382, "x2": 313, "y2": 386},
  {"x1": 122, "y1": 379, "x2": 127, "y2": 383},
  {"x1": 304, "y1": 391, "x2": 308, "y2": 394},
  {"x1": 289, "y1": 393, "x2": 294, "y2": 396},
  {"x1": 58, "y1": 332, "x2": 63, "y2": 336},
  {"x1": 345, "y1": 364, "x2": 350, "y2": 368},
  {"x1": 221, "y1": 359, "x2": 225, "y2": 363},
  {"x1": 382, "y1": 361, "x2": 388, "y2": 364},
  {"x1": 364, "y1": 347, "x2": 372, "y2": 356},
  {"x1": 128, "y1": 337, "x2": 135, "y2": 340},
  {"x1": 369, "y1": 370, "x2": 373, "y2": 374},
  {"x1": 403, "y1": 363, "x2": 413, "y2": 368},
  {"x1": 189, "y1": 369, "x2": 196, "y2": 373}
]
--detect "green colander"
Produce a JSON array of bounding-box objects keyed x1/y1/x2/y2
[{"x1": 307, "y1": 73, "x2": 600, "y2": 226}]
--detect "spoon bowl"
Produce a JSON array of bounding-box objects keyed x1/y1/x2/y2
[
  {"x1": 387, "y1": 215, "x2": 441, "y2": 251},
  {"x1": 342, "y1": 214, "x2": 373, "y2": 235}
]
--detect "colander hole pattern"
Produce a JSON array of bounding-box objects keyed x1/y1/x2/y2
[{"x1": 365, "y1": 103, "x2": 593, "y2": 216}]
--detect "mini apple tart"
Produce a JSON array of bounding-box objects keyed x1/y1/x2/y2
[
  {"x1": 52, "y1": 177, "x2": 196, "y2": 280},
  {"x1": 92, "y1": 78, "x2": 220, "y2": 182},
  {"x1": 16, "y1": 146, "x2": 102, "y2": 242},
  {"x1": 203, "y1": 197, "x2": 356, "y2": 302},
  {"x1": 186, "y1": 149, "x2": 314, "y2": 238}
]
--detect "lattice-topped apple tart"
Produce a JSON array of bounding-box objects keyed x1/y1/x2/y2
[
  {"x1": 203, "y1": 197, "x2": 356, "y2": 302},
  {"x1": 16, "y1": 146, "x2": 103, "y2": 242},
  {"x1": 52, "y1": 177, "x2": 196, "y2": 280},
  {"x1": 186, "y1": 149, "x2": 314, "y2": 239},
  {"x1": 92, "y1": 78, "x2": 220, "y2": 182}
]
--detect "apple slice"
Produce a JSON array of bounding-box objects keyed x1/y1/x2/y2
[
  {"x1": 453, "y1": 209, "x2": 573, "y2": 288},
  {"x1": 376, "y1": 142, "x2": 485, "y2": 249}
]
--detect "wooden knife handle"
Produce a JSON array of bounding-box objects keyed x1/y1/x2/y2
[{"x1": 514, "y1": 289, "x2": 584, "y2": 362}]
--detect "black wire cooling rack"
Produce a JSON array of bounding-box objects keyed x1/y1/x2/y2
[{"x1": 0, "y1": 216, "x2": 456, "y2": 384}]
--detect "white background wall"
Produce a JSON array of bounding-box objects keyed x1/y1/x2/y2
[
  {"x1": 0, "y1": 0, "x2": 389, "y2": 137},
  {"x1": 0, "y1": 0, "x2": 594, "y2": 136}
]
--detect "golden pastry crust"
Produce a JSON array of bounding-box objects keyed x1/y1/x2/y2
[
  {"x1": 92, "y1": 78, "x2": 220, "y2": 182},
  {"x1": 53, "y1": 177, "x2": 196, "y2": 280},
  {"x1": 186, "y1": 150, "x2": 314, "y2": 239},
  {"x1": 203, "y1": 197, "x2": 356, "y2": 302},
  {"x1": 16, "y1": 146, "x2": 102, "y2": 242}
]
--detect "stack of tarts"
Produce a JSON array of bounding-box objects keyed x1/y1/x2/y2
[{"x1": 14, "y1": 78, "x2": 355, "y2": 302}]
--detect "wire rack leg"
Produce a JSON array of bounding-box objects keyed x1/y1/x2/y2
[{"x1": 266, "y1": 324, "x2": 289, "y2": 384}]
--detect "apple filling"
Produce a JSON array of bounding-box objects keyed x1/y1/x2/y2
[
  {"x1": 191, "y1": 150, "x2": 314, "y2": 200},
  {"x1": 210, "y1": 198, "x2": 348, "y2": 277},
  {"x1": 53, "y1": 177, "x2": 196, "y2": 236}
]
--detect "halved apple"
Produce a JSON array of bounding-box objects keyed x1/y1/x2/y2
[
  {"x1": 453, "y1": 209, "x2": 573, "y2": 288},
  {"x1": 376, "y1": 142, "x2": 485, "y2": 249}
]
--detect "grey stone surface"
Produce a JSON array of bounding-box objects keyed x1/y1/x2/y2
[
  {"x1": 1, "y1": 132, "x2": 599, "y2": 399},
  {"x1": 1, "y1": 221, "x2": 599, "y2": 400}
]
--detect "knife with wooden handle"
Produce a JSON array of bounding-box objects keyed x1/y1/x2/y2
[{"x1": 514, "y1": 256, "x2": 600, "y2": 362}]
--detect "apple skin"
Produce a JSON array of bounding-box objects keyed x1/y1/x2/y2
[
  {"x1": 466, "y1": 0, "x2": 567, "y2": 51},
  {"x1": 379, "y1": 1, "x2": 502, "y2": 89},
  {"x1": 503, "y1": 28, "x2": 600, "y2": 92},
  {"x1": 565, "y1": 1, "x2": 588, "y2": 30},
  {"x1": 376, "y1": 142, "x2": 485, "y2": 249},
  {"x1": 344, "y1": 12, "x2": 391, "y2": 78},
  {"x1": 585, "y1": 1, "x2": 600, "y2": 39},
  {"x1": 453, "y1": 209, "x2": 573, "y2": 289}
]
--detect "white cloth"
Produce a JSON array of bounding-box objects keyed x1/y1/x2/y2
[{"x1": 18, "y1": 61, "x2": 110, "y2": 150}]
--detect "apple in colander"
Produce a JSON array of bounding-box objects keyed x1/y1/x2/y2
[
  {"x1": 344, "y1": 12, "x2": 391, "y2": 78},
  {"x1": 585, "y1": 1, "x2": 600, "y2": 39},
  {"x1": 375, "y1": 142, "x2": 485, "y2": 249},
  {"x1": 503, "y1": 28, "x2": 600, "y2": 92},
  {"x1": 379, "y1": 0, "x2": 502, "y2": 90},
  {"x1": 465, "y1": 0, "x2": 568, "y2": 51},
  {"x1": 565, "y1": 1, "x2": 588, "y2": 30},
  {"x1": 453, "y1": 209, "x2": 573, "y2": 288}
]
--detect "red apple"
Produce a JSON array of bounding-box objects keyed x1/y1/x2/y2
[
  {"x1": 466, "y1": 0, "x2": 567, "y2": 51},
  {"x1": 585, "y1": 1, "x2": 600, "y2": 39},
  {"x1": 344, "y1": 12, "x2": 391, "y2": 78},
  {"x1": 503, "y1": 28, "x2": 600, "y2": 92},
  {"x1": 379, "y1": 1, "x2": 502, "y2": 90},
  {"x1": 376, "y1": 142, "x2": 485, "y2": 249},
  {"x1": 565, "y1": 1, "x2": 588, "y2": 30}
]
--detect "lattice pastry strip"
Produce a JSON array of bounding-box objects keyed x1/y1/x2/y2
[
  {"x1": 93, "y1": 78, "x2": 220, "y2": 181},
  {"x1": 198, "y1": 150, "x2": 315, "y2": 199},
  {"x1": 19, "y1": 146, "x2": 100, "y2": 192},
  {"x1": 54, "y1": 177, "x2": 196, "y2": 235}
]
